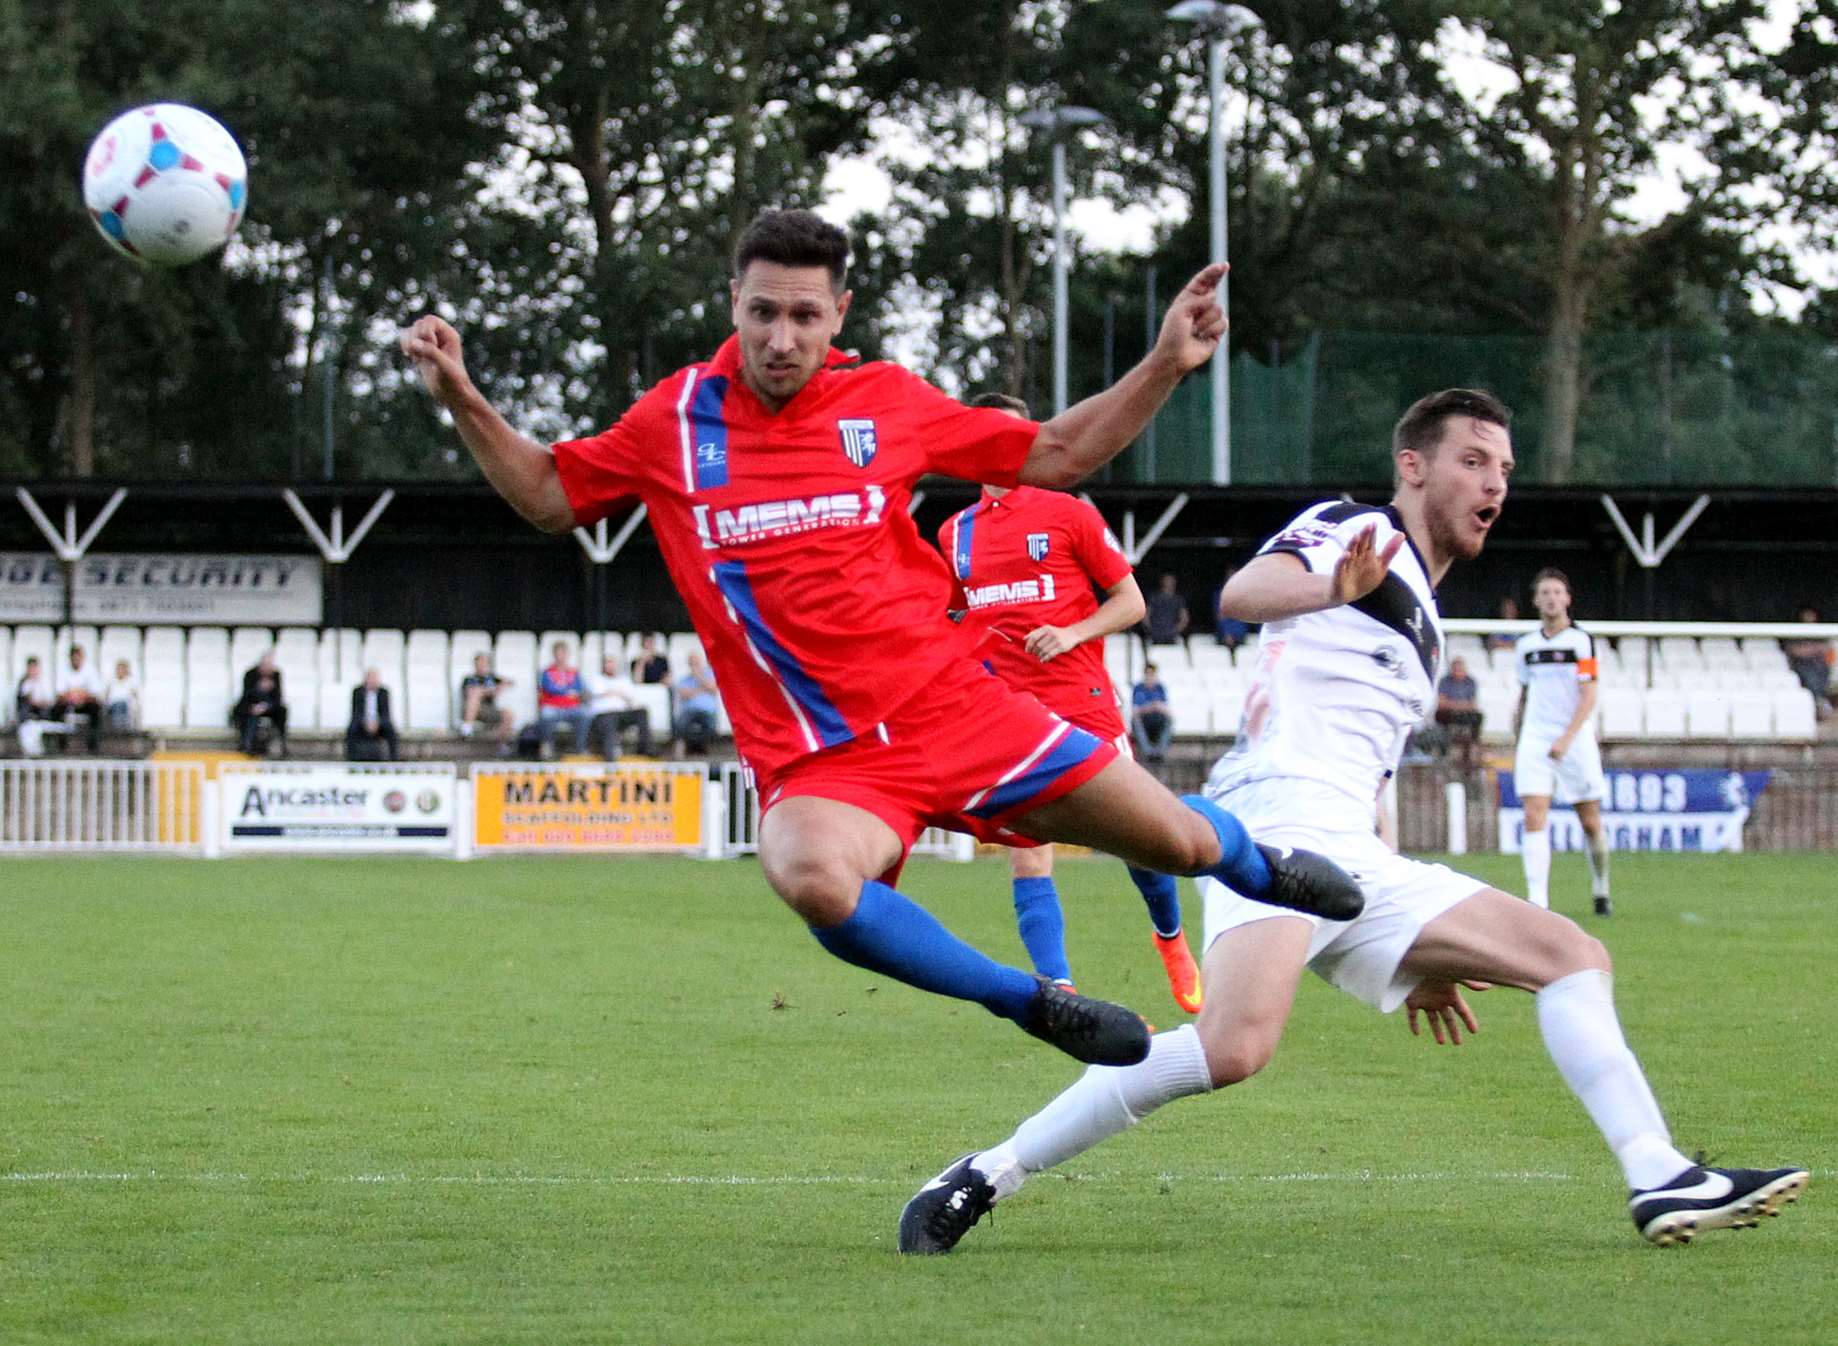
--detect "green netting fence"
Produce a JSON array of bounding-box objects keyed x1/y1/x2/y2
[{"x1": 1108, "y1": 329, "x2": 1838, "y2": 487}]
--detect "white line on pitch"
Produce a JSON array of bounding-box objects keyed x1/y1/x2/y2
[{"x1": 0, "y1": 1168, "x2": 1589, "y2": 1187}]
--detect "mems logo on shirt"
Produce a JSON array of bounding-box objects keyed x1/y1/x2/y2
[
  {"x1": 964, "y1": 575, "x2": 1057, "y2": 608},
  {"x1": 692, "y1": 487, "x2": 887, "y2": 548}
]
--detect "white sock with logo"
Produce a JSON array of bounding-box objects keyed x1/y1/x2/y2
[
  {"x1": 1536, "y1": 968, "x2": 1690, "y2": 1190},
  {"x1": 1585, "y1": 830, "x2": 1611, "y2": 898},
  {"x1": 972, "y1": 1025, "x2": 1213, "y2": 1199},
  {"x1": 1521, "y1": 827, "x2": 1552, "y2": 908}
]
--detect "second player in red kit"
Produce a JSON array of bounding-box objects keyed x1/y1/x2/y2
[{"x1": 940, "y1": 394, "x2": 1203, "y2": 1013}]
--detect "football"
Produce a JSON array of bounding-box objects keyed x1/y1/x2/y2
[{"x1": 81, "y1": 103, "x2": 248, "y2": 266}]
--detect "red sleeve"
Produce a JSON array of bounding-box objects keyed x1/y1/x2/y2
[
  {"x1": 893, "y1": 369, "x2": 1039, "y2": 485},
  {"x1": 1068, "y1": 499, "x2": 1133, "y2": 590},
  {"x1": 551, "y1": 378, "x2": 679, "y2": 525}
]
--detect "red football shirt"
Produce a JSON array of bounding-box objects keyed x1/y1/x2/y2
[
  {"x1": 936, "y1": 485, "x2": 1132, "y2": 719},
  {"x1": 550, "y1": 335, "x2": 1040, "y2": 778}
]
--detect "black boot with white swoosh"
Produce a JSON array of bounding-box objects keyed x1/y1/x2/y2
[{"x1": 1629, "y1": 1163, "x2": 1809, "y2": 1245}]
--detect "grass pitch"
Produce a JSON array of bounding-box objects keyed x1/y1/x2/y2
[{"x1": 0, "y1": 850, "x2": 1831, "y2": 1344}]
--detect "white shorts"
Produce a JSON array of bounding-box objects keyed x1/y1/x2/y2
[
  {"x1": 1513, "y1": 730, "x2": 1605, "y2": 804},
  {"x1": 1201, "y1": 778, "x2": 1488, "y2": 1012}
]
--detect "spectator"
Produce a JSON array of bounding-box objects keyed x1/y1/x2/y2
[
  {"x1": 54, "y1": 644, "x2": 105, "y2": 752},
  {"x1": 1143, "y1": 574, "x2": 1190, "y2": 646},
  {"x1": 1435, "y1": 655, "x2": 1485, "y2": 766},
  {"x1": 1131, "y1": 661, "x2": 1173, "y2": 762},
  {"x1": 233, "y1": 651, "x2": 289, "y2": 757},
  {"x1": 458, "y1": 652, "x2": 513, "y2": 744},
  {"x1": 630, "y1": 633, "x2": 671, "y2": 684},
  {"x1": 346, "y1": 667, "x2": 400, "y2": 761},
  {"x1": 537, "y1": 640, "x2": 593, "y2": 751},
  {"x1": 104, "y1": 659, "x2": 141, "y2": 733},
  {"x1": 1214, "y1": 568, "x2": 1250, "y2": 652},
  {"x1": 13, "y1": 655, "x2": 54, "y2": 757},
  {"x1": 673, "y1": 651, "x2": 721, "y2": 755},
  {"x1": 1486, "y1": 596, "x2": 1522, "y2": 652},
  {"x1": 584, "y1": 653, "x2": 654, "y2": 759},
  {"x1": 1783, "y1": 605, "x2": 1837, "y2": 718}
]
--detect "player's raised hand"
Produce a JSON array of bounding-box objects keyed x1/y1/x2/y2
[
  {"x1": 1328, "y1": 525, "x2": 1404, "y2": 607},
  {"x1": 1024, "y1": 625, "x2": 1079, "y2": 663},
  {"x1": 400, "y1": 315, "x2": 473, "y2": 408},
  {"x1": 1153, "y1": 263, "x2": 1228, "y2": 374}
]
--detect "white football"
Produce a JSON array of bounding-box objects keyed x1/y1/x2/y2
[{"x1": 82, "y1": 103, "x2": 248, "y2": 266}]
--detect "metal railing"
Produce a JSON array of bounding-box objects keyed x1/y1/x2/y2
[{"x1": 0, "y1": 758, "x2": 207, "y2": 852}]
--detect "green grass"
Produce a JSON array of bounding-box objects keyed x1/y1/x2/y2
[{"x1": 0, "y1": 851, "x2": 1831, "y2": 1345}]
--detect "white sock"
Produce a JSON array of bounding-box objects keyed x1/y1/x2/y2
[
  {"x1": 1585, "y1": 831, "x2": 1611, "y2": 898},
  {"x1": 973, "y1": 1024, "x2": 1213, "y2": 1199},
  {"x1": 1521, "y1": 828, "x2": 1551, "y2": 908},
  {"x1": 1536, "y1": 969, "x2": 1690, "y2": 1190}
]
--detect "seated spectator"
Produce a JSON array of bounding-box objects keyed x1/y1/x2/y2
[
  {"x1": 458, "y1": 652, "x2": 513, "y2": 744},
  {"x1": 1485, "y1": 597, "x2": 1521, "y2": 652},
  {"x1": 630, "y1": 634, "x2": 670, "y2": 684},
  {"x1": 1214, "y1": 569, "x2": 1250, "y2": 652},
  {"x1": 1435, "y1": 655, "x2": 1484, "y2": 766},
  {"x1": 584, "y1": 654, "x2": 654, "y2": 759},
  {"x1": 1132, "y1": 662, "x2": 1173, "y2": 762},
  {"x1": 346, "y1": 667, "x2": 400, "y2": 761},
  {"x1": 1143, "y1": 574, "x2": 1190, "y2": 646},
  {"x1": 55, "y1": 645, "x2": 105, "y2": 752},
  {"x1": 1783, "y1": 605, "x2": 1837, "y2": 718},
  {"x1": 104, "y1": 659, "x2": 141, "y2": 733},
  {"x1": 673, "y1": 652, "x2": 720, "y2": 755},
  {"x1": 233, "y1": 651, "x2": 289, "y2": 757},
  {"x1": 538, "y1": 641, "x2": 593, "y2": 751},
  {"x1": 13, "y1": 655, "x2": 55, "y2": 757}
]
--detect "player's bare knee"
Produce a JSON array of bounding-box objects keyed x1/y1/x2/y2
[
  {"x1": 1195, "y1": 1019, "x2": 1278, "y2": 1087},
  {"x1": 762, "y1": 852, "x2": 862, "y2": 926},
  {"x1": 1534, "y1": 915, "x2": 1611, "y2": 983}
]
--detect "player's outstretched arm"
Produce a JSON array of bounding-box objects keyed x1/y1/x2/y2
[
  {"x1": 1018, "y1": 265, "x2": 1226, "y2": 488},
  {"x1": 400, "y1": 315, "x2": 575, "y2": 533},
  {"x1": 1222, "y1": 525, "x2": 1403, "y2": 623}
]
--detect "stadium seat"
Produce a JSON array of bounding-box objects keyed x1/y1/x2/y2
[
  {"x1": 98, "y1": 625, "x2": 144, "y2": 688},
  {"x1": 270, "y1": 629, "x2": 320, "y2": 732},
  {"x1": 1161, "y1": 677, "x2": 1209, "y2": 736},
  {"x1": 54, "y1": 624, "x2": 100, "y2": 670},
  {"x1": 1729, "y1": 695, "x2": 1773, "y2": 739},
  {"x1": 447, "y1": 629, "x2": 493, "y2": 725},
  {"x1": 1773, "y1": 688, "x2": 1818, "y2": 742},
  {"x1": 666, "y1": 631, "x2": 702, "y2": 678},
  {"x1": 1103, "y1": 635, "x2": 1132, "y2": 694},
  {"x1": 140, "y1": 627, "x2": 187, "y2": 729},
  {"x1": 319, "y1": 629, "x2": 364, "y2": 732},
  {"x1": 1597, "y1": 687, "x2": 1642, "y2": 740},
  {"x1": 1478, "y1": 684, "x2": 1517, "y2": 741},
  {"x1": 229, "y1": 627, "x2": 275, "y2": 683},
  {"x1": 1617, "y1": 637, "x2": 1651, "y2": 684},
  {"x1": 494, "y1": 631, "x2": 540, "y2": 727},
  {"x1": 1744, "y1": 640, "x2": 1791, "y2": 674},
  {"x1": 13, "y1": 625, "x2": 55, "y2": 689},
  {"x1": 1144, "y1": 639, "x2": 1189, "y2": 674},
  {"x1": 1642, "y1": 689, "x2": 1688, "y2": 738},
  {"x1": 1658, "y1": 635, "x2": 1703, "y2": 671},
  {"x1": 404, "y1": 629, "x2": 452, "y2": 732},
  {"x1": 0, "y1": 625, "x2": 10, "y2": 695},
  {"x1": 183, "y1": 627, "x2": 233, "y2": 730},
  {"x1": 631, "y1": 682, "x2": 672, "y2": 742},
  {"x1": 538, "y1": 630, "x2": 583, "y2": 671},
  {"x1": 1208, "y1": 684, "x2": 1246, "y2": 739},
  {"x1": 1189, "y1": 641, "x2": 1234, "y2": 672},
  {"x1": 1684, "y1": 691, "x2": 1732, "y2": 739}
]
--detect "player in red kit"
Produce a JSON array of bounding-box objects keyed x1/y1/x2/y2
[
  {"x1": 402, "y1": 209, "x2": 1359, "y2": 1071},
  {"x1": 939, "y1": 393, "x2": 1203, "y2": 1014}
]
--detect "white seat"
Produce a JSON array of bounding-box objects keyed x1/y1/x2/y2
[
  {"x1": 1729, "y1": 695, "x2": 1773, "y2": 739},
  {"x1": 318, "y1": 629, "x2": 364, "y2": 732},
  {"x1": 359, "y1": 629, "x2": 407, "y2": 725},
  {"x1": 494, "y1": 631, "x2": 540, "y2": 727},
  {"x1": 665, "y1": 632, "x2": 702, "y2": 679},
  {"x1": 98, "y1": 624, "x2": 144, "y2": 689},
  {"x1": 537, "y1": 630, "x2": 583, "y2": 672},
  {"x1": 1700, "y1": 636, "x2": 1741, "y2": 663},
  {"x1": 0, "y1": 625, "x2": 10, "y2": 695},
  {"x1": 1658, "y1": 636, "x2": 1703, "y2": 671},
  {"x1": 1161, "y1": 678, "x2": 1209, "y2": 736},
  {"x1": 1208, "y1": 684, "x2": 1246, "y2": 738},
  {"x1": 229, "y1": 627, "x2": 275, "y2": 683},
  {"x1": 268, "y1": 639, "x2": 318, "y2": 732},
  {"x1": 1597, "y1": 687, "x2": 1642, "y2": 739},
  {"x1": 12, "y1": 625, "x2": 55, "y2": 690},
  {"x1": 1743, "y1": 638, "x2": 1790, "y2": 672},
  {"x1": 631, "y1": 682, "x2": 672, "y2": 741},
  {"x1": 1103, "y1": 635, "x2": 1133, "y2": 693},
  {"x1": 54, "y1": 625, "x2": 100, "y2": 669},
  {"x1": 1772, "y1": 688, "x2": 1817, "y2": 741},
  {"x1": 184, "y1": 627, "x2": 232, "y2": 730},
  {"x1": 1684, "y1": 691, "x2": 1731, "y2": 739},
  {"x1": 1189, "y1": 641, "x2": 1235, "y2": 671},
  {"x1": 1642, "y1": 690, "x2": 1687, "y2": 738},
  {"x1": 405, "y1": 629, "x2": 452, "y2": 732},
  {"x1": 1143, "y1": 638, "x2": 1189, "y2": 673},
  {"x1": 447, "y1": 630, "x2": 495, "y2": 728},
  {"x1": 1445, "y1": 634, "x2": 1485, "y2": 663},
  {"x1": 1478, "y1": 684, "x2": 1517, "y2": 741},
  {"x1": 140, "y1": 627, "x2": 187, "y2": 729}
]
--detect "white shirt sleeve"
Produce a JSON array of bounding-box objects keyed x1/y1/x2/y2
[{"x1": 1257, "y1": 502, "x2": 1395, "y2": 575}]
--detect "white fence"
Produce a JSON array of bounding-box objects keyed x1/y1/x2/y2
[
  {"x1": 0, "y1": 759, "x2": 208, "y2": 853},
  {"x1": 715, "y1": 763, "x2": 974, "y2": 860}
]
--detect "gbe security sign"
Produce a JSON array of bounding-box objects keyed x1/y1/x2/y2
[
  {"x1": 220, "y1": 763, "x2": 455, "y2": 852},
  {"x1": 1498, "y1": 769, "x2": 1771, "y2": 854}
]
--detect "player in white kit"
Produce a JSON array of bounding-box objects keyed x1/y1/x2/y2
[
  {"x1": 899, "y1": 389, "x2": 1807, "y2": 1253},
  {"x1": 1515, "y1": 569, "x2": 1612, "y2": 915}
]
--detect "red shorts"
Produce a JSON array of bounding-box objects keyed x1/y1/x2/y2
[
  {"x1": 758, "y1": 657, "x2": 1119, "y2": 860},
  {"x1": 1048, "y1": 696, "x2": 1128, "y2": 755}
]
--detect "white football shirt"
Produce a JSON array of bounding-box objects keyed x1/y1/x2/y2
[
  {"x1": 1515, "y1": 623, "x2": 1597, "y2": 743},
  {"x1": 1206, "y1": 501, "x2": 1443, "y2": 812}
]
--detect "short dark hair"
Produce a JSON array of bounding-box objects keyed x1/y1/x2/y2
[
  {"x1": 733, "y1": 209, "x2": 850, "y2": 292},
  {"x1": 1392, "y1": 388, "x2": 1512, "y2": 458},
  {"x1": 1532, "y1": 567, "x2": 1571, "y2": 595},
  {"x1": 969, "y1": 392, "x2": 1029, "y2": 415}
]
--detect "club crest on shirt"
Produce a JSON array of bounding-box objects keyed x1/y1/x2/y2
[
  {"x1": 1027, "y1": 532, "x2": 1051, "y2": 561},
  {"x1": 838, "y1": 418, "x2": 878, "y2": 468}
]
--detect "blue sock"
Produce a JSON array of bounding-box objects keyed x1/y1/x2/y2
[
  {"x1": 811, "y1": 880, "x2": 1039, "y2": 1022},
  {"x1": 1180, "y1": 794, "x2": 1272, "y2": 895},
  {"x1": 1011, "y1": 876, "x2": 1072, "y2": 983},
  {"x1": 1126, "y1": 866, "x2": 1183, "y2": 938}
]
